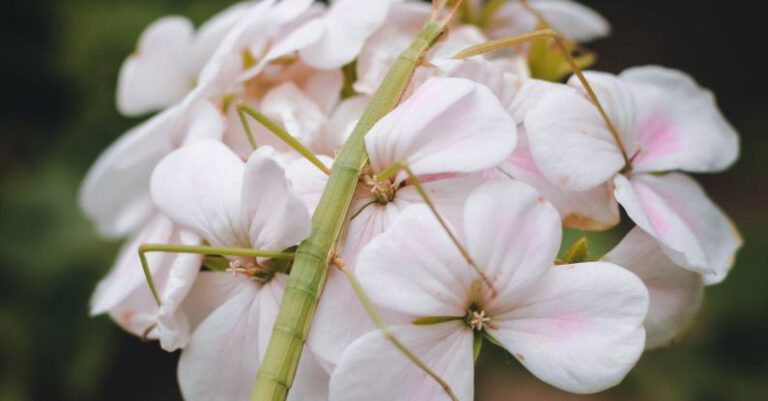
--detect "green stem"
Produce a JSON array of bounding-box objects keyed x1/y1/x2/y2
[
  {"x1": 340, "y1": 266, "x2": 459, "y2": 401},
  {"x1": 138, "y1": 243, "x2": 295, "y2": 307},
  {"x1": 252, "y1": 18, "x2": 448, "y2": 401}
]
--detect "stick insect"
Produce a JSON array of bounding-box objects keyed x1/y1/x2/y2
[{"x1": 134, "y1": 1, "x2": 628, "y2": 400}]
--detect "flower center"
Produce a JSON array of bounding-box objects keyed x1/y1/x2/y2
[
  {"x1": 363, "y1": 174, "x2": 397, "y2": 205},
  {"x1": 465, "y1": 306, "x2": 491, "y2": 332}
]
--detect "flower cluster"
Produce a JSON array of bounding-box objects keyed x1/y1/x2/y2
[{"x1": 81, "y1": 1, "x2": 741, "y2": 400}]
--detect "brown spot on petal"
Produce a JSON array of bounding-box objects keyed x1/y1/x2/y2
[
  {"x1": 120, "y1": 310, "x2": 134, "y2": 324},
  {"x1": 514, "y1": 353, "x2": 525, "y2": 362},
  {"x1": 562, "y1": 213, "x2": 618, "y2": 231}
]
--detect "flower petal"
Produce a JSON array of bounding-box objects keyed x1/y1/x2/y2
[
  {"x1": 329, "y1": 323, "x2": 474, "y2": 401},
  {"x1": 117, "y1": 16, "x2": 195, "y2": 116},
  {"x1": 79, "y1": 107, "x2": 177, "y2": 237},
  {"x1": 614, "y1": 173, "x2": 742, "y2": 278},
  {"x1": 366, "y1": 77, "x2": 517, "y2": 177},
  {"x1": 356, "y1": 204, "x2": 474, "y2": 318},
  {"x1": 177, "y1": 275, "x2": 262, "y2": 401},
  {"x1": 300, "y1": 0, "x2": 390, "y2": 69},
  {"x1": 242, "y1": 148, "x2": 312, "y2": 252},
  {"x1": 488, "y1": 262, "x2": 648, "y2": 394},
  {"x1": 151, "y1": 140, "x2": 247, "y2": 247},
  {"x1": 603, "y1": 227, "x2": 704, "y2": 349},
  {"x1": 490, "y1": 0, "x2": 610, "y2": 42},
  {"x1": 525, "y1": 87, "x2": 625, "y2": 191},
  {"x1": 497, "y1": 133, "x2": 619, "y2": 230},
  {"x1": 464, "y1": 180, "x2": 562, "y2": 302},
  {"x1": 620, "y1": 66, "x2": 739, "y2": 173}
]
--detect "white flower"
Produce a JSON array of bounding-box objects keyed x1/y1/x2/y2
[
  {"x1": 329, "y1": 180, "x2": 649, "y2": 400},
  {"x1": 298, "y1": 77, "x2": 517, "y2": 370},
  {"x1": 525, "y1": 66, "x2": 742, "y2": 278},
  {"x1": 149, "y1": 140, "x2": 319, "y2": 400}
]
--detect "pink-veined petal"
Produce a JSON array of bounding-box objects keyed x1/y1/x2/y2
[
  {"x1": 177, "y1": 275, "x2": 262, "y2": 401},
  {"x1": 464, "y1": 180, "x2": 562, "y2": 303},
  {"x1": 497, "y1": 133, "x2": 619, "y2": 230},
  {"x1": 488, "y1": 262, "x2": 648, "y2": 394},
  {"x1": 614, "y1": 172, "x2": 742, "y2": 278},
  {"x1": 329, "y1": 323, "x2": 474, "y2": 401},
  {"x1": 525, "y1": 88, "x2": 625, "y2": 191},
  {"x1": 603, "y1": 227, "x2": 704, "y2": 349},
  {"x1": 366, "y1": 77, "x2": 516, "y2": 177},
  {"x1": 620, "y1": 66, "x2": 739, "y2": 173},
  {"x1": 117, "y1": 16, "x2": 195, "y2": 116},
  {"x1": 356, "y1": 204, "x2": 474, "y2": 318}
]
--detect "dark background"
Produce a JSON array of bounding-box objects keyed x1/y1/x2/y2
[{"x1": 1, "y1": 1, "x2": 766, "y2": 400}]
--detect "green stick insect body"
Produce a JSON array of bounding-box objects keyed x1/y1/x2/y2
[{"x1": 252, "y1": 18, "x2": 450, "y2": 401}]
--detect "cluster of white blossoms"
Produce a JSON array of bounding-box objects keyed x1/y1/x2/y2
[{"x1": 81, "y1": 0, "x2": 742, "y2": 400}]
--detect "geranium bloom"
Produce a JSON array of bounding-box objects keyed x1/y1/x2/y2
[
  {"x1": 329, "y1": 180, "x2": 649, "y2": 400},
  {"x1": 525, "y1": 66, "x2": 741, "y2": 279},
  {"x1": 297, "y1": 76, "x2": 517, "y2": 369},
  {"x1": 149, "y1": 140, "x2": 322, "y2": 400}
]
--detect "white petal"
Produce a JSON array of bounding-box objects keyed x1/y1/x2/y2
[
  {"x1": 603, "y1": 227, "x2": 704, "y2": 349},
  {"x1": 489, "y1": 262, "x2": 648, "y2": 394},
  {"x1": 181, "y1": 100, "x2": 225, "y2": 145},
  {"x1": 525, "y1": 87, "x2": 625, "y2": 191},
  {"x1": 568, "y1": 71, "x2": 640, "y2": 155},
  {"x1": 329, "y1": 323, "x2": 474, "y2": 401},
  {"x1": 192, "y1": 2, "x2": 252, "y2": 73},
  {"x1": 314, "y1": 95, "x2": 369, "y2": 156},
  {"x1": 177, "y1": 276, "x2": 262, "y2": 401},
  {"x1": 90, "y1": 215, "x2": 174, "y2": 316},
  {"x1": 620, "y1": 66, "x2": 739, "y2": 173},
  {"x1": 285, "y1": 155, "x2": 333, "y2": 214},
  {"x1": 117, "y1": 16, "x2": 195, "y2": 116},
  {"x1": 242, "y1": 148, "x2": 312, "y2": 252},
  {"x1": 300, "y1": 0, "x2": 390, "y2": 69},
  {"x1": 366, "y1": 77, "x2": 516, "y2": 177},
  {"x1": 79, "y1": 107, "x2": 177, "y2": 237},
  {"x1": 151, "y1": 140, "x2": 248, "y2": 247},
  {"x1": 498, "y1": 133, "x2": 619, "y2": 230},
  {"x1": 260, "y1": 82, "x2": 327, "y2": 149},
  {"x1": 464, "y1": 180, "x2": 562, "y2": 302},
  {"x1": 490, "y1": 0, "x2": 610, "y2": 42},
  {"x1": 356, "y1": 204, "x2": 474, "y2": 318},
  {"x1": 306, "y1": 267, "x2": 374, "y2": 371},
  {"x1": 614, "y1": 173, "x2": 742, "y2": 278}
]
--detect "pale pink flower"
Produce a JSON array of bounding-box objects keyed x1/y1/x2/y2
[
  {"x1": 299, "y1": 77, "x2": 517, "y2": 370},
  {"x1": 329, "y1": 180, "x2": 649, "y2": 400},
  {"x1": 525, "y1": 66, "x2": 741, "y2": 278},
  {"x1": 149, "y1": 140, "x2": 324, "y2": 399}
]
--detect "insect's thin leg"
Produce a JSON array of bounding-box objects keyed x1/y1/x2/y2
[
  {"x1": 138, "y1": 243, "x2": 296, "y2": 307},
  {"x1": 375, "y1": 163, "x2": 498, "y2": 298},
  {"x1": 332, "y1": 257, "x2": 459, "y2": 401},
  {"x1": 236, "y1": 103, "x2": 331, "y2": 175},
  {"x1": 453, "y1": 30, "x2": 632, "y2": 166}
]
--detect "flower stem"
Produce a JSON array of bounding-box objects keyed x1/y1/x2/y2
[{"x1": 252, "y1": 18, "x2": 449, "y2": 401}]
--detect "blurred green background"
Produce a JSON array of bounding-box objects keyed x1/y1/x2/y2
[{"x1": 0, "y1": 1, "x2": 765, "y2": 400}]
